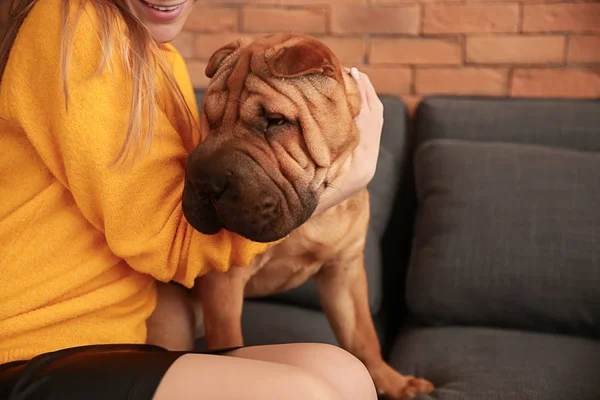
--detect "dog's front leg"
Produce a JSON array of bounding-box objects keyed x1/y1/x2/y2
[
  {"x1": 146, "y1": 282, "x2": 196, "y2": 351},
  {"x1": 195, "y1": 268, "x2": 246, "y2": 350},
  {"x1": 315, "y1": 255, "x2": 433, "y2": 400}
]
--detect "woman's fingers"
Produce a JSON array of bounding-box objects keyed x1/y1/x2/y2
[
  {"x1": 349, "y1": 67, "x2": 370, "y2": 112},
  {"x1": 361, "y1": 73, "x2": 383, "y2": 114},
  {"x1": 344, "y1": 66, "x2": 382, "y2": 114},
  {"x1": 344, "y1": 66, "x2": 368, "y2": 111}
]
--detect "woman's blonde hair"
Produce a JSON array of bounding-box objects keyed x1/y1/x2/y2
[{"x1": 0, "y1": 0, "x2": 195, "y2": 166}]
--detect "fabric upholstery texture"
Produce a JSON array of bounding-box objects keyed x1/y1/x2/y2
[
  {"x1": 195, "y1": 301, "x2": 337, "y2": 351},
  {"x1": 399, "y1": 95, "x2": 600, "y2": 399},
  {"x1": 406, "y1": 139, "x2": 600, "y2": 337},
  {"x1": 389, "y1": 326, "x2": 600, "y2": 400},
  {"x1": 415, "y1": 96, "x2": 600, "y2": 153}
]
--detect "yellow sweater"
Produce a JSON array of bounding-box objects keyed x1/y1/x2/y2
[{"x1": 0, "y1": 0, "x2": 274, "y2": 364}]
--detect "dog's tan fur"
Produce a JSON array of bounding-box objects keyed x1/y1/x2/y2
[{"x1": 147, "y1": 33, "x2": 433, "y2": 399}]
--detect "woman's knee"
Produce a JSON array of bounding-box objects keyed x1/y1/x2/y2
[
  {"x1": 231, "y1": 343, "x2": 377, "y2": 400},
  {"x1": 295, "y1": 343, "x2": 377, "y2": 399},
  {"x1": 297, "y1": 343, "x2": 368, "y2": 370}
]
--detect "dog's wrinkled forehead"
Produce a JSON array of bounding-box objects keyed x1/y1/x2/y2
[
  {"x1": 200, "y1": 33, "x2": 363, "y2": 129},
  {"x1": 204, "y1": 33, "x2": 343, "y2": 90}
]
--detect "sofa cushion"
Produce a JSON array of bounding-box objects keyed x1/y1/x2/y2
[
  {"x1": 415, "y1": 96, "x2": 600, "y2": 152},
  {"x1": 389, "y1": 326, "x2": 600, "y2": 400},
  {"x1": 195, "y1": 300, "x2": 337, "y2": 351},
  {"x1": 195, "y1": 90, "x2": 410, "y2": 315},
  {"x1": 405, "y1": 139, "x2": 600, "y2": 337}
]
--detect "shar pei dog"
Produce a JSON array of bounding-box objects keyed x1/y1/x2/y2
[{"x1": 148, "y1": 33, "x2": 434, "y2": 400}]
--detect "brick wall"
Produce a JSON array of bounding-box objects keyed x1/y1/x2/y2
[{"x1": 172, "y1": 0, "x2": 600, "y2": 112}]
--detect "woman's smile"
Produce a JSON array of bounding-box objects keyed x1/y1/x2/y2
[
  {"x1": 137, "y1": 0, "x2": 187, "y2": 23},
  {"x1": 126, "y1": 0, "x2": 194, "y2": 42}
]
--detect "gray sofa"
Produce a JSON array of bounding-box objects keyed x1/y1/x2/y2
[{"x1": 194, "y1": 90, "x2": 600, "y2": 400}]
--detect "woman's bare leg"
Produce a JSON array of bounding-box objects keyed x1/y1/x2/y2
[
  {"x1": 152, "y1": 351, "x2": 341, "y2": 400},
  {"x1": 230, "y1": 343, "x2": 378, "y2": 400},
  {"x1": 152, "y1": 343, "x2": 377, "y2": 400}
]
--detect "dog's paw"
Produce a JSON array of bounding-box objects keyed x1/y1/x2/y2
[
  {"x1": 370, "y1": 363, "x2": 434, "y2": 400},
  {"x1": 398, "y1": 376, "x2": 434, "y2": 398}
]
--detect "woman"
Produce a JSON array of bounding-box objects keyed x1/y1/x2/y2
[{"x1": 0, "y1": 0, "x2": 385, "y2": 398}]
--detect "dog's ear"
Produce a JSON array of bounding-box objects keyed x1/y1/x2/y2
[
  {"x1": 205, "y1": 40, "x2": 242, "y2": 78},
  {"x1": 266, "y1": 39, "x2": 337, "y2": 79}
]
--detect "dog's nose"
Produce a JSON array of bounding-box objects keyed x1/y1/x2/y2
[{"x1": 191, "y1": 171, "x2": 231, "y2": 201}]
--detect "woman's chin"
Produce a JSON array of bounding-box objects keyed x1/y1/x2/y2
[{"x1": 147, "y1": 24, "x2": 185, "y2": 44}]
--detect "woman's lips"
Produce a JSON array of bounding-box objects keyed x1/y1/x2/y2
[{"x1": 138, "y1": 0, "x2": 187, "y2": 23}]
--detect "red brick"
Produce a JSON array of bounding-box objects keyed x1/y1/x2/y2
[
  {"x1": 466, "y1": 35, "x2": 565, "y2": 65},
  {"x1": 523, "y1": 4, "x2": 600, "y2": 33},
  {"x1": 171, "y1": 31, "x2": 195, "y2": 59},
  {"x1": 319, "y1": 37, "x2": 367, "y2": 66},
  {"x1": 415, "y1": 68, "x2": 508, "y2": 95},
  {"x1": 512, "y1": 68, "x2": 600, "y2": 98},
  {"x1": 376, "y1": 0, "x2": 460, "y2": 3},
  {"x1": 359, "y1": 66, "x2": 412, "y2": 96},
  {"x1": 187, "y1": 60, "x2": 211, "y2": 88},
  {"x1": 423, "y1": 4, "x2": 519, "y2": 34},
  {"x1": 184, "y1": 7, "x2": 238, "y2": 32},
  {"x1": 331, "y1": 4, "x2": 420, "y2": 35},
  {"x1": 568, "y1": 36, "x2": 600, "y2": 64},
  {"x1": 242, "y1": 7, "x2": 327, "y2": 34},
  {"x1": 370, "y1": 38, "x2": 462, "y2": 66}
]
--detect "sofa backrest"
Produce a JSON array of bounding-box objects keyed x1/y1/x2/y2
[
  {"x1": 404, "y1": 96, "x2": 600, "y2": 338},
  {"x1": 194, "y1": 90, "x2": 410, "y2": 317}
]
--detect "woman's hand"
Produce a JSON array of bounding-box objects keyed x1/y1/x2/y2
[{"x1": 313, "y1": 67, "x2": 384, "y2": 216}]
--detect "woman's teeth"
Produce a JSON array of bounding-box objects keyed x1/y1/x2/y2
[{"x1": 145, "y1": 2, "x2": 179, "y2": 11}]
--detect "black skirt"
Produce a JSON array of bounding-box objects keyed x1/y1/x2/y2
[{"x1": 0, "y1": 344, "x2": 241, "y2": 400}]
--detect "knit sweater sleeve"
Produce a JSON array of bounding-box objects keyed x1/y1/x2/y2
[{"x1": 2, "y1": 0, "x2": 276, "y2": 288}]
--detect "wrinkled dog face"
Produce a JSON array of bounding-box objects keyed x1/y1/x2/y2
[{"x1": 182, "y1": 33, "x2": 361, "y2": 243}]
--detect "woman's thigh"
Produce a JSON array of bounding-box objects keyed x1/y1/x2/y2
[
  {"x1": 153, "y1": 350, "x2": 342, "y2": 400},
  {"x1": 229, "y1": 343, "x2": 378, "y2": 400}
]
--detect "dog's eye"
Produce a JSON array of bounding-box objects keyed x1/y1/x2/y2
[
  {"x1": 264, "y1": 113, "x2": 288, "y2": 129},
  {"x1": 267, "y1": 116, "x2": 286, "y2": 127}
]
